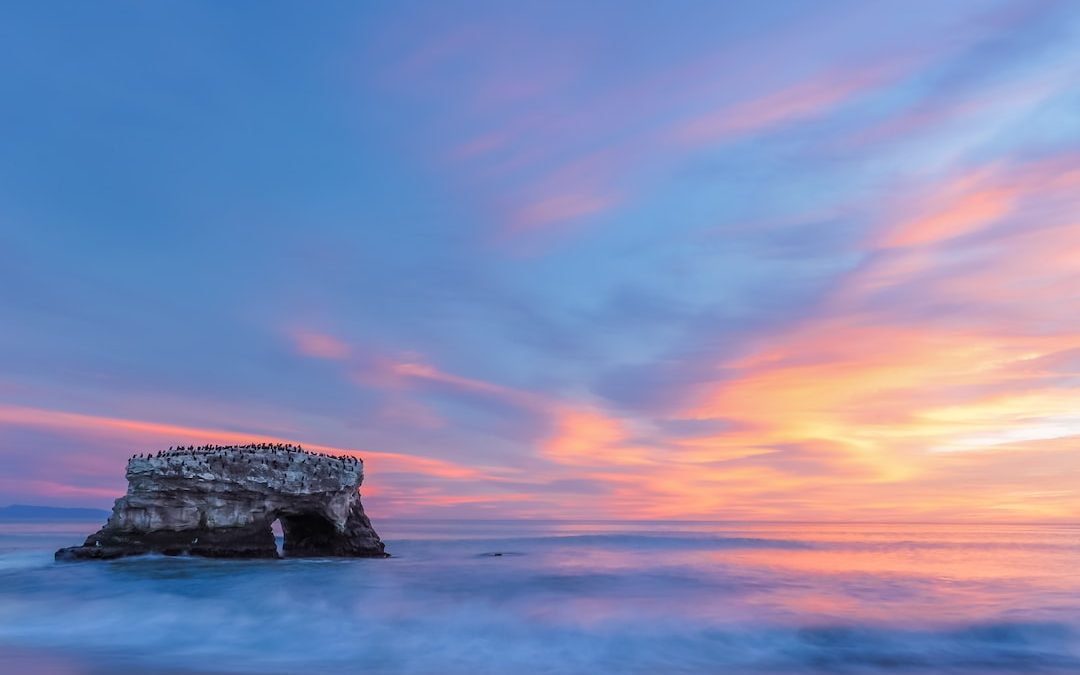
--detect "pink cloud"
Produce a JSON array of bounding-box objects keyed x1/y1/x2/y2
[
  {"x1": 371, "y1": 353, "x2": 541, "y2": 406},
  {"x1": 674, "y1": 66, "x2": 889, "y2": 143},
  {"x1": 0, "y1": 403, "x2": 489, "y2": 482},
  {"x1": 829, "y1": 153, "x2": 1080, "y2": 304},
  {"x1": 0, "y1": 478, "x2": 121, "y2": 500},
  {"x1": 505, "y1": 192, "x2": 616, "y2": 234},
  {"x1": 290, "y1": 329, "x2": 351, "y2": 360},
  {"x1": 878, "y1": 166, "x2": 1019, "y2": 248},
  {"x1": 477, "y1": 62, "x2": 897, "y2": 249},
  {"x1": 839, "y1": 67, "x2": 1072, "y2": 153}
]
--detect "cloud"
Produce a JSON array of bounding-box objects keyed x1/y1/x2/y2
[
  {"x1": 876, "y1": 156, "x2": 1080, "y2": 250},
  {"x1": 290, "y1": 329, "x2": 352, "y2": 360},
  {"x1": 0, "y1": 403, "x2": 492, "y2": 482},
  {"x1": 672, "y1": 66, "x2": 889, "y2": 144},
  {"x1": 506, "y1": 192, "x2": 616, "y2": 235}
]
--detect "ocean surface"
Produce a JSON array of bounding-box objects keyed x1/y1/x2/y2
[{"x1": 1, "y1": 520, "x2": 1078, "y2": 674}]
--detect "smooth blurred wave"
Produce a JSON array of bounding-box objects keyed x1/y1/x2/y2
[{"x1": 1, "y1": 520, "x2": 1078, "y2": 674}]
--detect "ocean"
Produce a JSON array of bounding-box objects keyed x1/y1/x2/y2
[{"x1": 1, "y1": 520, "x2": 1077, "y2": 674}]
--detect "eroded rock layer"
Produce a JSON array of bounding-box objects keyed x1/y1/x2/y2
[{"x1": 56, "y1": 445, "x2": 387, "y2": 560}]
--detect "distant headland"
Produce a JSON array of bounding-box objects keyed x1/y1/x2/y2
[
  {"x1": 0, "y1": 505, "x2": 110, "y2": 522},
  {"x1": 55, "y1": 443, "x2": 386, "y2": 560}
]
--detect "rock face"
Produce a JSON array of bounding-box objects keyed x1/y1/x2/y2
[{"x1": 56, "y1": 445, "x2": 387, "y2": 560}]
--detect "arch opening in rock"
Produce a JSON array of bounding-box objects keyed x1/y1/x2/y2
[
  {"x1": 271, "y1": 518, "x2": 284, "y2": 557},
  {"x1": 278, "y1": 511, "x2": 340, "y2": 557}
]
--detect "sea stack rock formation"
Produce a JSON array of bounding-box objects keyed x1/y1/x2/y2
[{"x1": 55, "y1": 444, "x2": 386, "y2": 560}]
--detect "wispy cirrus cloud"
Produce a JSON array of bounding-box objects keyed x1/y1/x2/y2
[
  {"x1": 290, "y1": 329, "x2": 352, "y2": 361},
  {"x1": 672, "y1": 66, "x2": 891, "y2": 144},
  {"x1": 370, "y1": 0, "x2": 1069, "y2": 254}
]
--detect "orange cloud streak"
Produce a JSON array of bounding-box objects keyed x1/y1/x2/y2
[{"x1": 0, "y1": 403, "x2": 486, "y2": 481}]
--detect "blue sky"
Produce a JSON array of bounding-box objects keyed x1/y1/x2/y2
[{"x1": 2, "y1": 1, "x2": 1080, "y2": 520}]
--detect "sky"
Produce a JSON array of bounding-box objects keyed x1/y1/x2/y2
[{"x1": 1, "y1": 1, "x2": 1079, "y2": 521}]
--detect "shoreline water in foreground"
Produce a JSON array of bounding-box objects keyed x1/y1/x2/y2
[{"x1": 2, "y1": 519, "x2": 1078, "y2": 674}]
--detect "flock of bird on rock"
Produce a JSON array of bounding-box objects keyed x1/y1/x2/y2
[{"x1": 128, "y1": 443, "x2": 360, "y2": 464}]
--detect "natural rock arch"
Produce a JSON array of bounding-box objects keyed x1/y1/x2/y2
[
  {"x1": 56, "y1": 445, "x2": 387, "y2": 560},
  {"x1": 273, "y1": 509, "x2": 350, "y2": 557}
]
